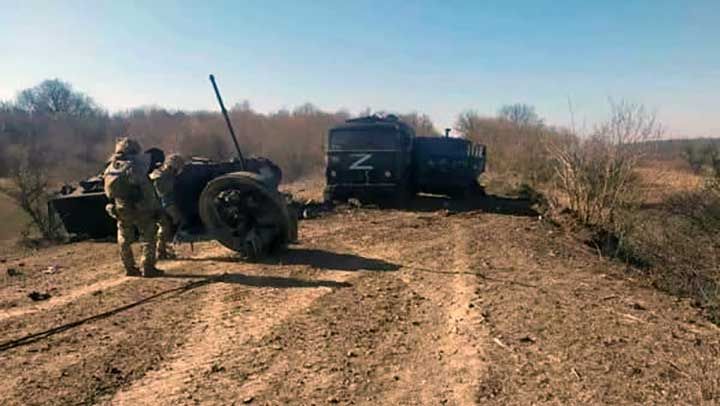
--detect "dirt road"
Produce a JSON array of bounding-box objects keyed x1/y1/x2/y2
[{"x1": 2, "y1": 196, "x2": 719, "y2": 405}]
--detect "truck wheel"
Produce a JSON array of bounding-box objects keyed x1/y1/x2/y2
[
  {"x1": 324, "y1": 189, "x2": 347, "y2": 204},
  {"x1": 393, "y1": 184, "x2": 412, "y2": 209},
  {"x1": 469, "y1": 181, "x2": 486, "y2": 197},
  {"x1": 199, "y1": 171, "x2": 292, "y2": 257}
]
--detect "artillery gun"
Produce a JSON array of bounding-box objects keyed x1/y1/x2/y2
[{"x1": 49, "y1": 75, "x2": 298, "y2": 259}]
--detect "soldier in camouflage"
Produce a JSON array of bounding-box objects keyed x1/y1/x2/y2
[
  {"x1": 103, "y1": 137, "x2": 163, "y2": 277},
  {"x1": 150, "y1": 153, "x2": 185, "y2": 260}
]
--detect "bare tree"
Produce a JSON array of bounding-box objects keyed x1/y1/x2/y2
[
  {"x1": 16, "y1": 79, "x2": 100, "y2": 117},
  {"x1": 498, "y1": 103, "x2": 542, "y2": 127},
  {"x1": 549, "y1": 101, "x2": 663, "y2": 226},
  {"x1": 0, "y1": 150, "x2": 62, "y2": 240},
  {"x1": 293, "y1": 103, "x2": 319, "y2": 116},
  {"x1": 398, "y1": 112, "x2": 439, "y2": 136},
  {"x1": 455, "y1": 110, "x2": 482, "y2": 138},
  {"x1": 455, "y1": 110, "x2": 558, "y2": 184}
]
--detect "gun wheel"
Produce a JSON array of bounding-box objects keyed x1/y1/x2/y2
[{"x1": 199, "y1": 172, "x2": 292, "y2": 257}]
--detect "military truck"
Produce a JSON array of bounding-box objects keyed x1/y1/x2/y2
[
  {"x1": 323, "y1": 117, "x2": 486, "y2": 205},
  {"x1": 49, "y1": 75, "x2": 297, "y2": 259},
  {"x1": 323, "y1": 115, "x2": 414, "y2": 205},
  {"x1": 412, "y1": 136, "x2": 486, "y2": 198}
]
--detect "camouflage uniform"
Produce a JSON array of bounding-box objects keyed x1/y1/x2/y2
[
  {"x1": 150, "y1": 154, "x2": 185, "y2": 260},
  {"x1": 104, "y1": 138, "x2": 162, "y2": 277}
]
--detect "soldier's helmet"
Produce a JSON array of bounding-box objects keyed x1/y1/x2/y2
[
  {"x1": 164, "y1": 154, "x2": 186, "y2": 174},
  {"x1": 114, "y1": 137, "x2": 142, "y2": 156}
]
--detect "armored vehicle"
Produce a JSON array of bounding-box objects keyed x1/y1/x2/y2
[
  {"x1": 49, "y1": 75, "x2": 297, "y2": 259},
  {"x1": 412, "y1": 136, "x2": 486, "y2": 198},
  {"x1": 323, "y1": 115, "x2": 414, "y2": 204}
]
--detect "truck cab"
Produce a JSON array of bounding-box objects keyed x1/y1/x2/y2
[{"x1": 324, "y1": 115, "x2": 414, "y2": 204}]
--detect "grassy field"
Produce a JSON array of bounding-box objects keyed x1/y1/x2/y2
[{"x1": 0, "y1": 180, "x2": 28, "y2": 241}]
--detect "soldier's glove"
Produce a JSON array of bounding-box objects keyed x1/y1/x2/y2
[{"x1": 105, "y1": 203, "x2": 118, "y2": 219}]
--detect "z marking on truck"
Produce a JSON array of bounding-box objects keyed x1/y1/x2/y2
[{"x1": 349, "y1": 153, "x2": 373, "y2": 170}]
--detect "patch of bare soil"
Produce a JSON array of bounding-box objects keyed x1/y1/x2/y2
[{"x1": 1, "y1": 194, "x2": 719, "y2": 405}]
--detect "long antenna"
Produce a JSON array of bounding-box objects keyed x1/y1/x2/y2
[{"x1": 209, "y1": 74, "x2": 245, "y2": 169}]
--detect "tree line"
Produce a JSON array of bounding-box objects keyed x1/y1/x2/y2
[
  {"x1": 1, "y1": 79, "x2": 557, "y2": 184},
  {"x1": 0, "y1": 79, "x2": 442, "y2": 182}
]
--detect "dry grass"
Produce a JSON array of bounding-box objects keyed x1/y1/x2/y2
[
  {"x1": 0, "y1": 179, "x2": 27, "y2": 241},
  {"x1": 635, "y1": 161, "x2": 703, "y2": 205},
  {"x1": 571, "y1": 164, "x2": 720, "y2": 321}
]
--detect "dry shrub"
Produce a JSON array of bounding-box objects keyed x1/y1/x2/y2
[
  {"x1": 546, "y1": 101, "x2": 720, "y2": 317},
  {"x1": 549, "y1": 101, "x2": 662, "y2": 227},
  {"x1": 456, "y1": 112, "x2": 558, "y2": 188},
  {"x1": 0, "y1": 149, "x2": 62, "y2": 241},
  {"x1": 625, "y1": 178, "x2": 720, "y2": 318}
]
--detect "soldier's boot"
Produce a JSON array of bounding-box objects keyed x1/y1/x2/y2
[
  {"x1": 140, "y1": 241, "x2": 164, "y2": 277},
  {"x1": 156, "y1": 218, "x2": 178, "y2": 260},
  {"x1": 157, "y1": 243, "x2": 177, "y2": 260},
  {"x1": 120, "y1": 244, "x2": 141, "y2": 276},
  {"x1": 126, "y1": 267, "x2": 142, "y2": 277},
  {"x1": 143, "y1": 267, "x2": 165, "y2": 277}
]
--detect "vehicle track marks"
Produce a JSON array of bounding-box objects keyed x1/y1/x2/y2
[
  {"x1": 333, "y1": 212, "x2": 487, "y2": 405},
  {"x1": 109, "y1": 269, "x2": 357, "y2": 406},
  {"x1": 0, "y1": 275, "x2": 128, "y2": 322},
  {"x1": 0, "y1": 246, "x2": 230, "y2": 323}
]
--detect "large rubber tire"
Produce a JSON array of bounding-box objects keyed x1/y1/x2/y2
[
  {"x1": 392, "y1": 184, "x2": 413, "y2": 209},
  {"x1": 323, "y1": 188, "x2": 348, "y2": 204},
  {"x1": 198, "y1": 171, "x2": 293, "y2": 255}
]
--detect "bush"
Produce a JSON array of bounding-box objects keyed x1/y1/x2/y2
[
  {"x1": 0, "y1": 150, "x2": 63, "y2": 241},
  {"x1": 456, "y1": 110, "x2": 559, "y2": 187},
  {"x1": 548, "y1": 101, "x2": 662, "y2": 227},
  {"x1": 621, "y1": 178, "x2": 720, "y2": 319}
]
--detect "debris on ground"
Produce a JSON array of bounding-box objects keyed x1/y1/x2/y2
[
  {"x1": 288, "y1": 198, "x2": 334, "y2": 220},
  {"x1": 7, "y1": 268, "x2": 21, "y2": 276},
  {"x1": 28, "y1": 291, "x2": 52, "y2": 301},
  {"x1": 301, "y1": 200, "x2": 333, "y2": 219},
  {"x1": 43, "y1": 265, "x2": 61, "y2": 274}
]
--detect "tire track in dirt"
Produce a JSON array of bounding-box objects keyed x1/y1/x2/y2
[
  {"x1": 0, "y1": 243, "x2": 119, "y2": 313},
  {"x1": 310, "y1": 210, "x2": 486, "y2": 404},
  {"x1": 108, "y1": 281, "x2": 239, "y2": 406},
  {"x1": 445, "y1": 220, "x2": 486, "y2": 404},
  {"x1": 108, "y1": 269, "x2": 358, "y2": 405},
  {"x1": 376, "y1": 217, "x2": 485, "y2": 405},
  {"x1": 0, "y1": 275, "x2": 210, "y2": 406},
  {"x1": 236, "y1": 271, "x2": 429, "y2": 404},
  {"x1": 0, "y1": 245, "x2": 235, "y2": 403},
  {"x1": 0, "y1": 276, "x2": 129, "y2": 322},
  {"x1": 214, "y1": 273, "x2": 358, "y2": 405},
  {"x1": 0, "y1": 245, "x2": 230, "y2": 323}
]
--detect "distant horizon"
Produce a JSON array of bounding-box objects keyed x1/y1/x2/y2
[{"x1": 1, "y1": 1, "x2": 718, "y2": 138}]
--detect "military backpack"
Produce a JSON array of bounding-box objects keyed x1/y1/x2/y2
[{"x1": 103, "y1": 158, "x2": 144, "y2": 203}]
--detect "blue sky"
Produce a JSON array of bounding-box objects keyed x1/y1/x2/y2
[{"x1": 1, "y1": 0, "x2": 718, "y2": 137}]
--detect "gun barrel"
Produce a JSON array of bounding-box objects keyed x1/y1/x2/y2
[{"x1": 209, "y1": 74, "x2": 245, "y2": 169}]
